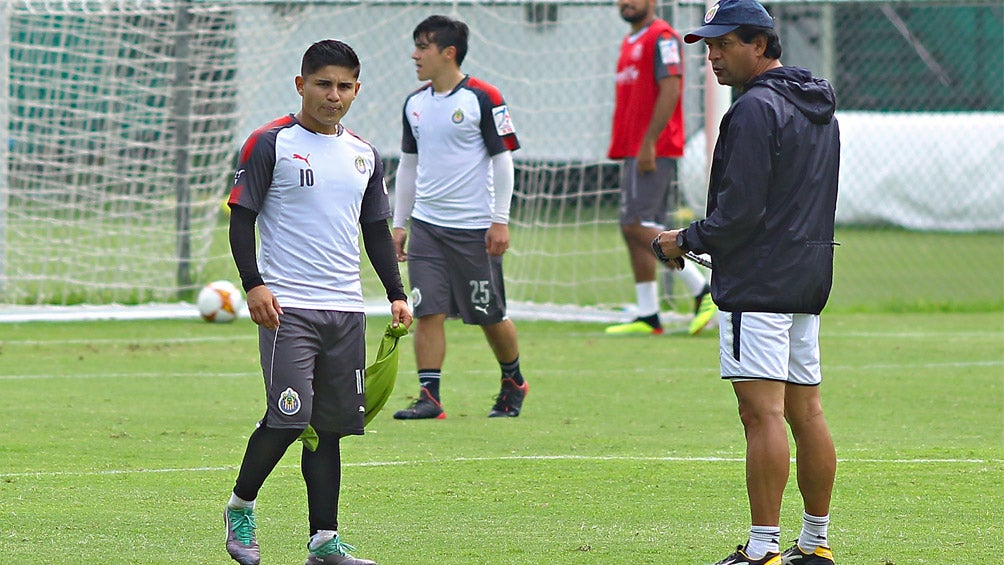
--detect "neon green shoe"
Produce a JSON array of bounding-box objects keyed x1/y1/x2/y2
[
  {"x1": 689, "y1": 290, "x2": 718, "y2": 335},
  {"x1": 604, "y1": 319, "x2": 663, "y2": 335}
]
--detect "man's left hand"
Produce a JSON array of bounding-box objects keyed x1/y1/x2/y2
[
  {"x1": 390, "y1": 299, "x2": 413, "y2": 330},
  {"x1": 485, "y1": 223, "x2": 510, "y2": 256},
  {"x1": 653, "y1": 229, "x2": 685, "y2": 268}
]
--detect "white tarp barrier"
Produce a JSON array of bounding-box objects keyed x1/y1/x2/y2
[{"x1": 681, "y1": 111, "x2": 1004, "y2": 232}]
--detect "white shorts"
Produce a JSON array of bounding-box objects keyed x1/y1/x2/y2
[{"x1": 718, "y1": 311, "x2": 822, "y2": 385}]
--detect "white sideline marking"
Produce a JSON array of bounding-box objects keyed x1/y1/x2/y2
[
  {"x1": 1, "y1": 329, "x2": 1001, "y2": 346},
  {"x1": 0, "y1": 372, "x2": 254, "y2": 380},
  {"x1": 0, "y1": 335, "x2": 255, "y2": 345},
  {"x1": 2, "y1": 358, "x2": 1001, "y2": 381},
  {"x1": 0, "y1": 301, "x2": 645, "y2": 324},
  {"x1": 1, "y1": 454, "x2": 998, "y2": 479}
]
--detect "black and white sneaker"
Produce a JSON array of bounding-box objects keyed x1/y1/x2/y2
[
  {"x1": 488, "y1": 377, "x2": 528, "y2": 417},
  {"x1": 780, "y1": 543, "x2": 834, "y2": 564},
  {"x1": 711, "y1": 545, "x2": 781, "y2": 565},
  {"x1": 392, "y1": 388, "x2": 446, "y2": 420}
]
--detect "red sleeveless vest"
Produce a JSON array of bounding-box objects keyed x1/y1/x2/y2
[{"x1": 608, "y1": 19, "x2": 685, "y2": 159}]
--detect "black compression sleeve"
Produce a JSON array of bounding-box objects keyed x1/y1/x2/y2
[
  {"x1": 360, "y1": 219, "x2": 408, "y2": 303},
  {"x1": 229, "y1": 205, "x2": 265, "y2": 292}
]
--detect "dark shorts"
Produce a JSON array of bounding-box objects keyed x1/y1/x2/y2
[
  {"x1": 258, "y1": 308, "x2": 366, "y2": 435},
  {"x1": 406, "y1": 217, "x2": 507, "y2": 325},
  {"x1": 619, "y1": 157, "x2": 678, "y2": 229}
]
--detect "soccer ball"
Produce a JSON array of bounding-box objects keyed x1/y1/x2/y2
[{"x1": 196, "y1": 280, "x2": 244, "y2": 323}]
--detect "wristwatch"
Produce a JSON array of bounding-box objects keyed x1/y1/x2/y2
[{"x1": 675, "y1": 229, "x2": 690, "y2": 253}]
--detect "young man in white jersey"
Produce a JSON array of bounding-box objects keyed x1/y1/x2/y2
[
  {"x1": 223, "y1": 40, "x2": 412, "y2": 565},
  {"x1": 391, "y1": 15, "x2": 527, "y2": 420}
]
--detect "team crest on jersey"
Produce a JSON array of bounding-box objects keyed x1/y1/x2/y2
[
  {"x1": 451, "y1": 108, "x2": 465, "y2": 124},
  {"x1": 354, "y1": 155, "x2": 367, "y2": 174},
  {"x1": 631, "y1": 43, "x2": 643, "y2": 60},
  {"x1": 410, "y1": 287, "x2": 422, "y2": 307},
  {"x1": 278, "y1": 387, "x2": 301, "y2": 415},
  {"x1": 704, "y1": 3, "x2": 720, "y2": 23},
  {"x1": 492, "y1": 105, "x2": 515, "y2": 136}
]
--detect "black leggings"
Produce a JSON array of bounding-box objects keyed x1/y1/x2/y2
[{"x1": 233, "y1": 417, "x2": 343, "y2": 534}]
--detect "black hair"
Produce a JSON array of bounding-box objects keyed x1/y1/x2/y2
[
  {"x1": 735, "y1": 25, "x2": 783, "y2": 59},
  {"x1": 413, "y1": 15, "x2": 469, "y2": 66},
  {"x1": 301, "y1": 39, "x2": 361, "y2": 78}
]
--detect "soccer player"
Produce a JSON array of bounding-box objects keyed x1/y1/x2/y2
[
  {"x1": 655, "y1": 1, "x2": 840, "y2": 563},
  {"x1": 224, "y1": 39, "x2": 412, "y2": 565},
  {"x1": 391, "y1": 15, "x2": 528, "y2": 420},
  {"x1": 605, "y1": 0, "x2": 718, "y2": 337}
]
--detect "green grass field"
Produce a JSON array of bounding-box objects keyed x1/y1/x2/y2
[{"x1": 1, "y1": 312, "x2": 1001, "y2": 564}]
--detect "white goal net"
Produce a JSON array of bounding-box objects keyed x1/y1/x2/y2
[{"x1": 1, "y1": 0, "x2": 1001, "y2": 317}]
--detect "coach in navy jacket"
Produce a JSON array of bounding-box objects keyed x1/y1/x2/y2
[
  {"x1": 681, "y1": 65, "x2": 840, "y2": 314},
  {"x1": 653, "y1": 0, "x2": 842, "y2": 562}
]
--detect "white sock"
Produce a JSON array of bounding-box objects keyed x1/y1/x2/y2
[
  {"x1": 309, "y1": 529, "x2": 337, "y2": 551},
  {"x1": 635, "y1": 281, "x2": 659, "y2": 317},
  {"x1": 677, "y1": 263, "x2": 708, "y2": 296},
  {"x1": 227, "y1": 493, "x2": 254, "y2": 510},
  {"x1": 798, "y1": 512, "x2": 830, "y2": 552},
  {"x1": 745, "y1": 525, "x2": 780, "y2": 558}
]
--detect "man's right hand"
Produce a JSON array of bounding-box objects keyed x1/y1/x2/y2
[
  {"x1": 392, "y1": 227, "x2": 408, "y2": 262},
  {"x1": 246, "y1": 284, "x2": 282, "y2": 329}
]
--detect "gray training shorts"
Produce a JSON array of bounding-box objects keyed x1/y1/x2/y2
[
  {"x1": 619, "y1": 157, "x2": 678, "y2": 229},
  {"x1": 406, "y1": 217, "x2": 508, "y2": 325},
  {"x1": 258, "y1": 308, "x2": 366, "y2": 436}
]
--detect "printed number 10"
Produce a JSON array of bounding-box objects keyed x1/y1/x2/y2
[{"x1": 299, "y1": 169, "x2": 314, "y2": 187}]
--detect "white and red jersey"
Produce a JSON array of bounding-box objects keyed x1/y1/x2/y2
[
  {"x1": 608, "y1": 19, "x2": 685, "y2": 159},
  {"x1": 229, "y1": 115, "x2": 391, "y2": 311},
  {"x1": 401, "y1": 76, "x2": 519, "y2": 229}
]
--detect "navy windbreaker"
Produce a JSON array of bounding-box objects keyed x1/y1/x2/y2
[{"x1": 683, "y1": 66, "x2": 840, "y2": 314}]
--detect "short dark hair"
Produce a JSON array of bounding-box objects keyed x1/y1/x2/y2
[
  {"x1": 301, "y1": 39, "x2": 361, "y2": 78},
  {"x1": 413, "y1": 15, "x2": 469, "y2": 66},
  {"x1": 736, "y1": 25, "x2": 783, "y2": 59}
]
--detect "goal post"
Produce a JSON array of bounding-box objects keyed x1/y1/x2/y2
[
  {"x1": 0, "y1": 1, "x2": 8, "y2": 296},
  {"x1": 1, "y1": 0, "x2": 1001, "y2": 315}
]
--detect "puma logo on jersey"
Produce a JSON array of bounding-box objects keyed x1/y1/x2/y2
[
  {"x1": 474, "y1": 305, "x2": 490, "y2": 315},
  {"x1": 293, "y1": 153, "x2": 311, "y2": 166}
]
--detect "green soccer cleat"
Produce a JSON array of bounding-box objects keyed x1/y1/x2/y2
[
  {"x1": 689, "y1": 289, "x2": 719, "y2": 335},
  {"x1": 224, "y1": 506, "x2": 260, "y2": 565},
  {"x1": 604, "y1": 319, "x2": 663, "y2": 335},
  {"x1": 780, "y1": 543, "x2": 835, "y2": 564},
  {"x1": 305, "y1": 534, "x2": 376, "y2": 565}
]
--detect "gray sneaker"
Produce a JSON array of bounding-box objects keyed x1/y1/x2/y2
[
  {"x1": 224, "y1": 506, "x2": 260, "y2": 565},
  {"x1": 305, "y1": 534, "x2": 376, "y2": 565}
]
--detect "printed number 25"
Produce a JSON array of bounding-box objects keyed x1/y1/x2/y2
[{"x1": 469, "y1": 280, "x2": 489, "y2": 305}]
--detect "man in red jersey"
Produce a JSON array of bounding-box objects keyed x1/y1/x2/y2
[{"x1": 605, "y1": 0, "x2": 717, "y2": 337}]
